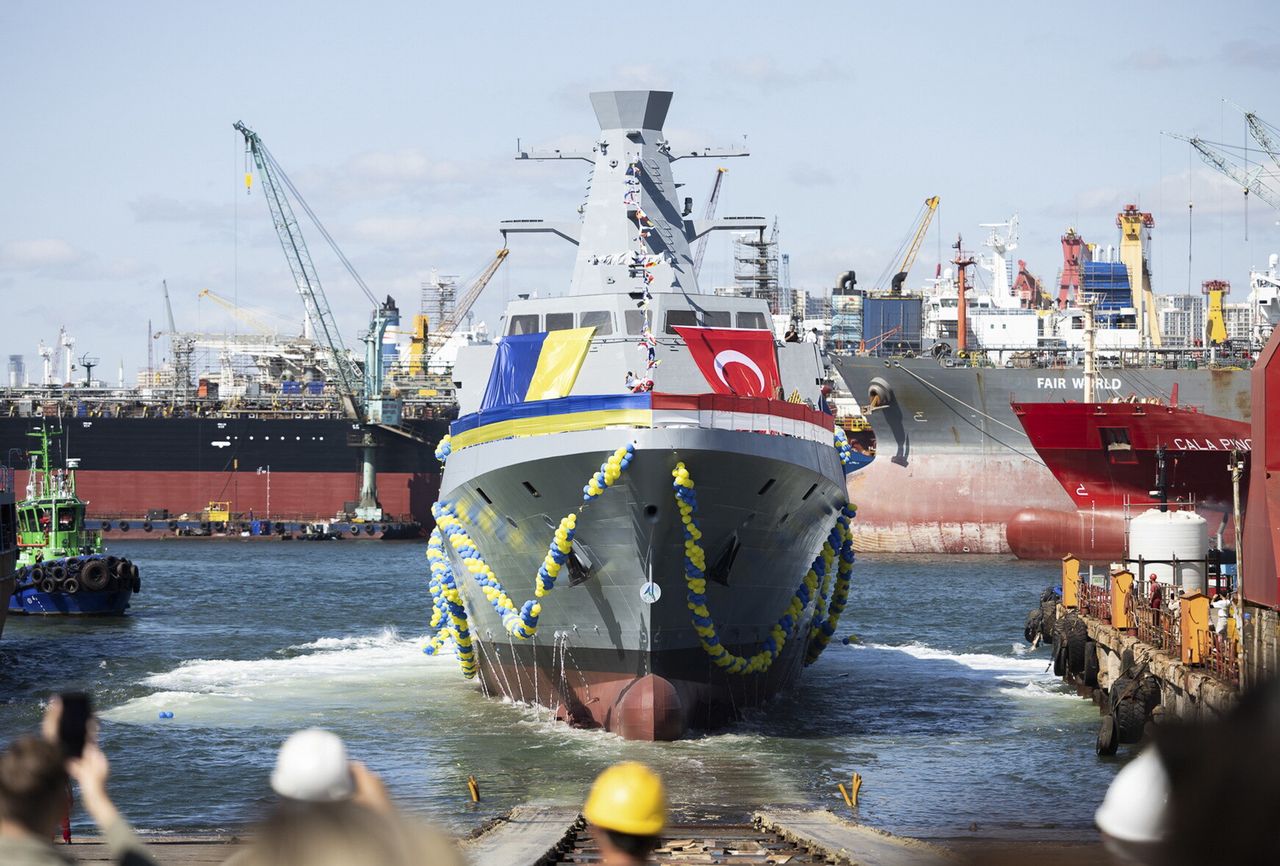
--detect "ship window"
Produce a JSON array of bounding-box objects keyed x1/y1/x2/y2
[
  {"x1": 801, "y1": 483, "x2": 818, "y2": 501},
  {"x1": 508, "y1": 314, "x2": 539, "y2": 335},
  {"x1": 521, "y1": 481, "x2": 541, "y2": 498},
  {"x1": 665, "y1": 310, "x2": 697, "y2": 334},
  {"x1": 475, "y1": 487, "x2": 493, "y2": 505},
  {"x1": 625, "y1": 310, "x2": 646, "y2": 335},
  {"x1": 757, "y1": 478, "x2": 776, "y2": 495},
  {"x1": 579, "y1": 310, "x2": 613, "y2": 335},
  {"x1": 737, "y1": 311, "x2": 768, "y2": 329},
  {"x1": 546, "y1": 312, "x2": 575, "y2": 331},
  {"x1": 702, "y1": 310, "x2": 731, "y2": 328}
]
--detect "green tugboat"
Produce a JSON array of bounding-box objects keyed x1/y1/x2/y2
[{"x1": 8, "y1": 425, "x2": 140, "y2": 616}]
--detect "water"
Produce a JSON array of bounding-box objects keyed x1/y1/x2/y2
[{"x1": 0, "y1": 541, "x2": 1117, "y2": 840}]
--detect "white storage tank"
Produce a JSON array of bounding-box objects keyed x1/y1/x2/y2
[{"x1": 1129, "y1": 509, "x2": 1209, "y2": 593}]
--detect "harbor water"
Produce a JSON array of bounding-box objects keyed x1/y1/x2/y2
[{"x1": 0, "y1": 541, "x2": 1118, "y2": 840}]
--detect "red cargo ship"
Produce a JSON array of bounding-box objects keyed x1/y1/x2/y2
[{"x1": 1009, "y1": 400, "x2": 1251, "y2": 560}]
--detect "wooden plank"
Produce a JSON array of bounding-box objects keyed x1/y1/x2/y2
[
  {"x1": 754, "y1": 809, "x2": 957, "y2": 866},
  {"x1": 54, "y1": 838, "x2": 239, "y2": 865},
  {"x1": 461, "y1": 804, "x2": 580, "y2": 866}
]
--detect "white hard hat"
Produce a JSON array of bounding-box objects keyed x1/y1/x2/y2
[
  {"x1": 1095, "y1": 747, "x2": 1170, "y2": 844},
  {"x1": 269, "y1": 728, "x2": 354, "y2": 802}
]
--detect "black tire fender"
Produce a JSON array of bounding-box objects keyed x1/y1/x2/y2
[
  {"x1": 1096, "y1": 714, "x2": 1119, "y2": 756},
  {"x1": 1083, "y1": 640, "x2": 1100, "y2": 688},
  {"x1": 81, "y1": 560, "x2": 110, "y2": 591}
]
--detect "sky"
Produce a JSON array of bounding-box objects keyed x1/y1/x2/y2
[{"x1": 2, "y1": 0, "x2": 1278, "y2": 384}]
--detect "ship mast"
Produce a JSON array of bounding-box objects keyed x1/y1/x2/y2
[{"x1": 1081, "y1": 295, "x2": 1097, "y2": 402}]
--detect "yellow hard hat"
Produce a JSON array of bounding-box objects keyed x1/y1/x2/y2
[{"x1": 583, "y1": 761, "x2": 666, "y2": 837}]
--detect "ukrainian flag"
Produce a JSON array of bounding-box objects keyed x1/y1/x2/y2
[{"x1": 479, "y1": 327, "x2": 596, "y2": 410}]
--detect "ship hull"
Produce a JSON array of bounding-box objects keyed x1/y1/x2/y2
[
  {"x1": 1009, "y1": 401, "x2": 1250, "y2": 561},
  {"x1": 440, "y1": 426, "x2": 847, "y2": 740},
  {"x1": 8, "y1": 586, "x2": 132, "y2": 615},
  {"x1": 833, "y1": 355, "x2": 1252, "y2": 557},
  {"x1": 0, "y1": 416, "x2": 447, "y2": 534}
]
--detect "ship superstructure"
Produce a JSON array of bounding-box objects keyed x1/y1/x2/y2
[{"x1": 427, "y1": 91, "x2": 862, "y2": 740}]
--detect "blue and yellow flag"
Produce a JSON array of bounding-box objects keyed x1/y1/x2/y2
[{"x1": 479, "y1": 328, "x2": 595, "y2": 410}]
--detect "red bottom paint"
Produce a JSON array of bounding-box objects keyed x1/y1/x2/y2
[{"x1": 13, "y1": 469, "x2": 441, "y2": 526}]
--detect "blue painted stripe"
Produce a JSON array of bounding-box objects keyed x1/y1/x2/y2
[{"x1": 451, "y1": 392, "x2": 653, "y2": 436}]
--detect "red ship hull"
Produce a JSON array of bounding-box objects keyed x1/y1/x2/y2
[{"x1": 1010, "y1": 401, "x2": 1251, "y2": 560}]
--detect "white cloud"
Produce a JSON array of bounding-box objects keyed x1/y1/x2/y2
[{"x1": 0, "y1": 238, "x2": 86, "y2": 269}]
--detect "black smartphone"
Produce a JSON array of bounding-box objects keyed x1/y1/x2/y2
[{"x1": 58, "y1": 692, "x2": 92, "y2": 758}]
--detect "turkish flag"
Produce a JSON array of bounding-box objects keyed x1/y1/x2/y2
[{"x1": 673, "y1": 326, "x2": 782, "y2": 398}]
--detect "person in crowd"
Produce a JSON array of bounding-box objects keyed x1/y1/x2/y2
[
  {"x1": 624, "y1": 371, "x2": 638, "y2": 391},
  {"x1": 228, "y1": 728, "x2": 461, "y2": 866},
  {"x1": 0, "y1": 698, "x2": 156, "y2": 866},
  {"x1": 803, "y1": 327, "x2": 818, "y2": 344},
  {"x1": 783, "y1": 325, "x2": 800, "y2": 343},
  {"x1": 583, "y1": 762, "x2": 666, "y2": 866},
  {"x1": 1149, "y1": 580, "x2": 1162, "y2": 612}
]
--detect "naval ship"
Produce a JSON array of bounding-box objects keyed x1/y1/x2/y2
[{"x1": 426, "y1": 91, "x2": 861, "y2": 740}]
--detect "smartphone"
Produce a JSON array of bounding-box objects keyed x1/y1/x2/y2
[{"x1": 58, "y1": 692, "x2": 92, "y2": 758}]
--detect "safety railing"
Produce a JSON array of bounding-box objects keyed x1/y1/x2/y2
[
  {"x1": 1201, "y1": 629, "x2": 1241, "y2": 687},
  {"x1": 1127, "y1": 592, "x2": 1180, "y2": 656},
  {"x1": 1078, "y1": 579, "x2": 1112, "y2": 622}
]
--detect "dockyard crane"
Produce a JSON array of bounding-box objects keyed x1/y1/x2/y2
[
  {"x1": 692, "y1": 168, "x2": 727, "y2": 279},
  {"x1": 1167, "y1": 129, "x2": 1280, "y2": 213},
  {"x1": 197, "y1": 288, "x2": 295, "y2": 337},
  {"x1": 426, "y1": 248, "x2": 510, "y2": 362},
  {"x1": 881, "y1": 196, "x2": 940, "y2": 295},
  {"x1": 236, "y1": 120, "x2": 406, "y2": 521}
]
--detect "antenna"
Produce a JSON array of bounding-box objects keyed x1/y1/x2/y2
[{"x1": 78, "y1": 353, "x2": 99, "y2": 387}]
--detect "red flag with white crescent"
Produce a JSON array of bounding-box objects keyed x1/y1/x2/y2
[{"x1": 673, "y1": 326, "x2": 782, "y2": 398}]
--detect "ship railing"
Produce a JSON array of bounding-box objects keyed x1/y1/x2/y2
[
  {"x1": 0, "y1": 464, "x2": 13, "y2": 493},
  {"x1": 1127, "y1": 595, "x2": 1180, "y2": 657}
]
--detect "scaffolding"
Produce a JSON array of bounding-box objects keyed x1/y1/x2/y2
[
  {"x1": 420, "y1": 271, "x2": 458, "y2": 331},
  {"x1": 732, "y1": 228, "x2": 780, "y2": 314}
]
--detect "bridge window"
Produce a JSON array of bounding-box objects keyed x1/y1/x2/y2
[
  {"x1": 736, "y1": 311, "x2": 768, "y2": 329},
  {"x1": 665, "y1": 310, "x2": 697, "y2": 334},
  {"x1": 625, "y1": 310, "x2": 646, "y2": 335},
  {"x1": 703, "y1": 310, "x2": 731, "y2": 328},
  {"x1": 545, "y1": 312, "x2": 575, "y2": 331},
  {"x1": 579, "y1": 310, "x2": 613, "y2": 335},
  {"x1": 508, "y1": 314, "x2": 539, "y2": 335}
]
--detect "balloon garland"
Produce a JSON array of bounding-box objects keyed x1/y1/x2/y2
[
  {"x1": 805, "y1": 506, "x2": 856, "y2": 665},
  {"x1": 423, "y1": 444, "x2": 635, "y2": 658},
  {"x1": 672, "y1": 462, "x2": 857, "y2": 675},
  {"x1": 424, "y1": 527, "x2": 477, "y2": 677},
  {"x1": 833, "y1": 427, "x2": 856, "y2": 474},
  {"x1": 434, "y1": 434, "x2": 452, "y2": 466}
]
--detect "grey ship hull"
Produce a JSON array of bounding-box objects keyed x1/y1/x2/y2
[
  {"x1": 440, "y1": 426, "x2": 846, "y2": 739},
  {"x1": 833, "y1": 354, "x2": 1252, "y2": 557}
]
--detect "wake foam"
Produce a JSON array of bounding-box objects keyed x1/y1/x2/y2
[
  {"x1": 857, "y1": 640, "x2": 1070, "y2": 697},
  {"x1": 103, "y1": 628, "x2": 456, "y2": 727}
]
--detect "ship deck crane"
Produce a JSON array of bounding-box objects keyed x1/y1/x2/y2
[
  {"x1": 236, "y1": 120, "x2": 405, "y2": 520},
  {"x1": 881, "y1": 196, "x2": 940, "y2": 295},
  {"x1": 692, "y1": 167, "x2": 727, "y2": 280}
]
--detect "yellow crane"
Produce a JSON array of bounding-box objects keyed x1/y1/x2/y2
[
  {"x1": 197, "y1": 288, "x2": 292, "y2": 337},
  {"x1": 1203, "y1": 280, "x2": 1228, "y2": 346},
  {"x1": 887, "y1": 196, "x2": 940, "y2": 295},
  {"x1": 408, "y1": 248, "x2": 510, "y2": 373}
]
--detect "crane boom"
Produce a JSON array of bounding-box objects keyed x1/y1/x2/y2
[
  {"x1": 1168, "y1": 132, "x2": 1280, "y2": 212},
  {"x1": 197, "y1": 288, "x2": 288, "y2": 336},
  {"x1": 899, "y1": 196, "x2": 940, "y2": 275},
  {"x1": 692, "y1": 168, "x2": 727, "y2": 279},
  {"x1": 887, "y1": 196, "x2": 939, "y2": 294},
  {"x1": 234, "y1": 121, "x2": 362, "y2": 413},
  {"x1": 431, "y1": 248, "x2": 510, "y2": 344}
]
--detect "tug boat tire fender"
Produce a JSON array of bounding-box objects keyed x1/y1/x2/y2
[
  {"x1": 38, "y1": 576, "x2": 57, "y2": 594},
  {"x1": 60, "y1": 577, "x2": 80, "y2": 594},
  {"x1": 81, "y1": 560, "x2": 110, "y2": 591}
]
